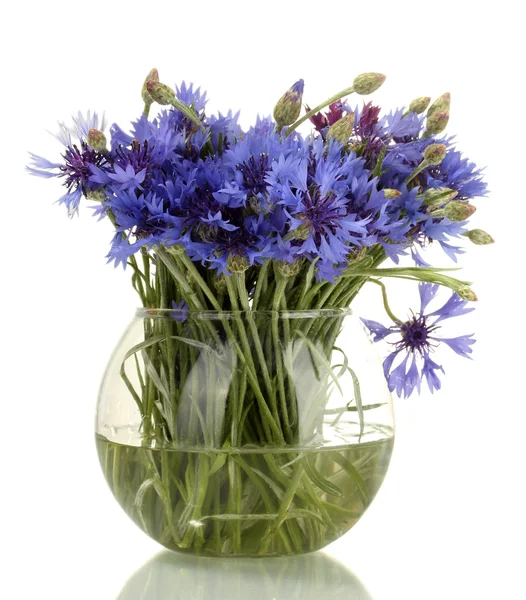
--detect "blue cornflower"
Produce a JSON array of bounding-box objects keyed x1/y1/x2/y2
[
  {"x1": 28, "y1": 142, "x2": 107, "y2": 216},
  {"x1": 27, "y1": 111, "x2": 108, "y2": 216},
  {"x1": 426, "y1": 148, "x2": 488, "y2": 199},
  {"x1": 362, "y1": 283, "x2": 475, "y2": 397},
  {"x1": 90, "y1": 161, "x2": 146, "y2": 192},
  {"x1": 110, "y1": 112, "x2": 186, "y2": 164},
  {"x1": 272, "y1": 140, "x2": 373, "y2": 280}
]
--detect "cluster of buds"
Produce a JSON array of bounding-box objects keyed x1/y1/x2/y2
[
  {"x1": 276, "y1": 72, "x2": 386, "y2": 135},
  {"x1": 140, "y1": 68, "x2": 203, "y2": 130}
]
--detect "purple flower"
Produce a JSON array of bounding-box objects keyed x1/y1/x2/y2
[
  {"x1": 362, "y1": 283, "x2": 475, "y2": 397},
  {"x1": 170, "y1": 299, "x2": 189, "y2": 322}
]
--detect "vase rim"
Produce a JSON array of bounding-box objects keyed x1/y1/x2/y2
[{"x1": 135, "y1": 307, "x2": 353, "y2": 320}]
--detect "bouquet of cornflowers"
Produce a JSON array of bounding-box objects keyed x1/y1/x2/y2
[{"x1": 29, "y1": 70, "x2": 491, "y2": 555}]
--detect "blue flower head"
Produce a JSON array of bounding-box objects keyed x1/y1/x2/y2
[{"x1": 362, "y1": 283, "x2": 475, "y2": 397}]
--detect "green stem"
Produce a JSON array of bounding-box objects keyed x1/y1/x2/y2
[
  {"x1": 272, "y1": 275, "x2": 291, "y2": 442},
  {"x1": 285, "y1": 85, "x2": 355, "y2": 135},
  {"x1": 225, "y1": 275, "x2": 284, "y2": 444},
  {"x1": 252, "y1": 261, "x2": 269, "y2": 310},
  {"x1": 405, "y1": 159, "x2": 430, "y2": 185},
  {"x1": 368, "y1": 278, "x2": 402, "y2": 323}
]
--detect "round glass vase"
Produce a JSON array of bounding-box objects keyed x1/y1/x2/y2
[{"x1": 96, "y1": 308, "x2": 394, "y2": 557}]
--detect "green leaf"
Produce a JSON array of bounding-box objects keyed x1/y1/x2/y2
[
  {"x1": 141, "y1": 350, "x2": 170, "y2": 403},
  {"x1": 347, "y1": 365, "x2": 364, "y2": 439},
  {"x1": 371, "y1": 144, "x2": 387, "y2": 178},
  {"x1": 332, "y1": 453, "x2": 369, "y2": 507},
  {"x1": 293, "y1": 331, "x2": 343, "y2": 396},
  {"x1": 170, "y1": 335, "x2": 224, "y2": 359},
  {"x1": 304, "y1": 456, "x2": 343, "y2": 497},
  {"x1": 208, "y1": 453, "x2": 228, "y2": 477}
]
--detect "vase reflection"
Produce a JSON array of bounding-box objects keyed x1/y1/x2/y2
[{"x1": 117, "y1": 550, "x2": 373, "y2": 600}]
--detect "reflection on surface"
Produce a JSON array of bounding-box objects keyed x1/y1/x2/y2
[{"x1": 117, "y1": 550, "x2": 373, "y2": 600}]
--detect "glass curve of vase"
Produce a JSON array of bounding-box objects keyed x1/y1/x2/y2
[{"x1": 96, "y1": 308, "x2": 394, "y2": 557}]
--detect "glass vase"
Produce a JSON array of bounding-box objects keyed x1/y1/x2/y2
[{"x1": 96, "y1": 308, "x2": 394, "y2": 557}]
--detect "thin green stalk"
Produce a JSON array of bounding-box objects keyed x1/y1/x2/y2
[
  {"x1": 235, "y1": 273, "x2": 276, "y2": 406},
  {"x1": 272, "y1": 274, "x2": 292, "y2": 442},
  {"x1": 279, "y1": 290, "x2": 298, "y2": 434},
  {"x1": 285, "y1": 85, "x2": 355, "y2": 135},
  {"x1": 252, "y1": 261, "x2": 269, "y2": 310},
  {"x1": 368, "y1": 278, "x2": 402, "y2": 323},
  {"x1": 225, "y1": 275, "x2": 284, "y2": 444}
]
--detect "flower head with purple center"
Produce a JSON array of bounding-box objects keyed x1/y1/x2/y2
[
  {"x1": 362, "y1": 283, "x2": 475, "y2": 397},
  {"x1": 27, "y1": 111, "x2": 108, "y2": 216}
]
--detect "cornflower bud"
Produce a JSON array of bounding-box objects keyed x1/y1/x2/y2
[
  {"x1": 427, "y1": 93, "x2": 451, "y2": 117},
  {"x1": 141, "y1": 68, "x2": 159, "y2": 105},
  {"x1": 87, "y1": 128, "x2": 107, "y2": 152},
  {"x1": 277, "y1": 260, "x2": 302, "y2": 278},
  {"x1": 86, "y1": 188, "x2": 107, "y2": 202},
  {"x1": 382, "y1": 188, "x2": 402, "y2": 199},
  {"x1": 346, "y1": 247, "x2": 368, "y2": 265},
  {"x1": 462, "y1": 229, "x2": 495, "y2": 245},
  {"x1": 408, "y1": 96, "x2": 431, "y2": 114},
  {"x1": 146, "y1": 81, "x2": 177, "y2": 106},
  {"x1": 273, "y1": 79, "x2": 304, "y2": 130},
  {"x1": 421, "y1": 187, "x2": 458, "y2": 206},
  {"x1": 424, "y1": 109, "x2": 450, "y2": 137},
  {"x1": 423, "y1": 143, "x2": 447, "y2": 165},
  {"x1": 213, "y1": 273, "x2": 228, "y2": 294},
  {"x1": 227, "y1": 253, "x2": 249, "y2": 274},
  {"x1": 457, "y1": 285, "x2": 477, "y2": 301},
  {"x1": 353, "y1": 73, "x2": 386, "y2": 95},
  {"x1": 248, "y1": 196, "x2": 261, "y2": 214},
  {"x1": 444, "y1": 201, "x2": 477, "y2": 221},
  {"x1": 166, "y1": 244, "x2": 186, "y2": 257},
  {"x1": 284, "y1": 221, "x2": 310, "y2": 241},
  {"x1": 327, "y1": 112, "x2": 355, "y2": 144}
]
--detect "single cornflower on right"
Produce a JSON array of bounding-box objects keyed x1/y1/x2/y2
[{"x1": 362, "y1": 282, "x2": 476, "y2": 398}]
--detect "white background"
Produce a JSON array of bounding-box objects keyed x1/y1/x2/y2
[{"x1": 1, "y1": 1, "x2": 525, "y2": 598}]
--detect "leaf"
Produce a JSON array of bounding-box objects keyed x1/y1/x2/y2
[
  {"x1": 208, "y1": 453, "x2": 227, "y2": 477},
  {"x1": 304, "y1": 456, "x2": 343, "y2": 497},
  {"x1": 331, "y1": 453, "x2": 369, "y2": 507},
  {"x1": 293, "y1": 331, "x2": 343, "y2": 396},
  {"x1": 141, "y1": 350, "x2": 171, "y2": 403},
  {"x1": 371, "y1": 144, "x2": 387, "y2": 178},
  {"x1": 346, "y1": 402, "x2": 386, "y2": 412},
  {"x1": 170, "y1": 335, "x2": 224, "y2": 360},
  {"x1": 119, "y1": 334, "x2": 166, "y2": 412},
  {"x1": 347, "y1": 365, "x2": 364, "y2": 439}
]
